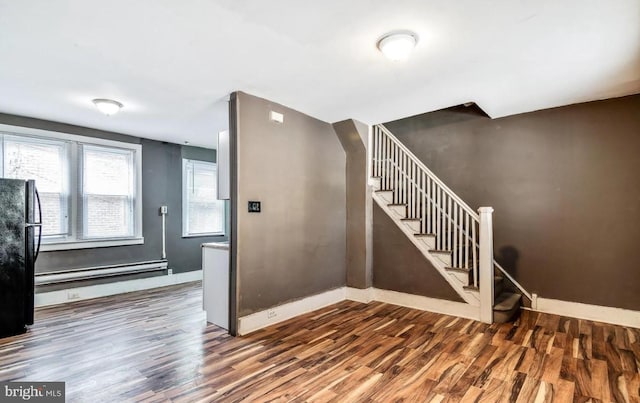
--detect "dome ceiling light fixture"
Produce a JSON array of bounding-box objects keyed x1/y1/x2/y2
[
  {"x1": 92, "y1": 98, "x2": 123, "y2": 116},
  {"x1": 377, "y1": 30, "x2": 419, "y2": 62}
]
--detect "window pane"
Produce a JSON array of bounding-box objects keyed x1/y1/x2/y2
[
  {"x1": 3, "y1": 136, "x2": 68, "y2": 236},
  {"x1": 84, "y1": 195, "x2": 131, "y2": 238},
  {"x1": 38, "y1": 192, "x2": 64, "y2": 236},
  {"x1": 184, "y1": 160, "x2": 224, "y2": 235},
  {"x1": 188, "y1": 201, "x2": 223, "y2": 234},
  {"x1": 82, "y1": 145, "x2": 135, "y2": 238},
  {"x1": 191, "y1": 167, "x2": 216, "y2": 201},
  {"x1": 83, "y1": 147, "x2": 132, "y2": 195}
]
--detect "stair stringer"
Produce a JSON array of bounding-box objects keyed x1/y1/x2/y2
[{"x1": 372, "y1": 189, "x2": 481, "y2": 307}]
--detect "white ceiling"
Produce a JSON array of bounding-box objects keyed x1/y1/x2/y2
[{"x1": 0, "y1": 1, "x2": 638, "y2": 149}]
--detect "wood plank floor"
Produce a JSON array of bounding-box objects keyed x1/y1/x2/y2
[{"x1": 1, "y1": 282, "x2": 639, "y2": 402}]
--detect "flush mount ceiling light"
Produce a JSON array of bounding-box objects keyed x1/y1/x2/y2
[
  {"x1": 92, "y1": 98, "x2": 123, "y2": 116},
  {"x1": 377, "y1": 31, "x2": 418, "y2": 62}
]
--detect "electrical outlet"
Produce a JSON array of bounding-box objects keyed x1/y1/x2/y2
[
  {"x1": 267, "y1": 309, "x2": 277, "y2": 319},
  {"x1": 67, "y1": 291, "x2": 80, "y2": 300}
]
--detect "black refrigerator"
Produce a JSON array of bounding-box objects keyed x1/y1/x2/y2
[{"x1": 0, "y1": 178, "x2": 42, "y2": 338}]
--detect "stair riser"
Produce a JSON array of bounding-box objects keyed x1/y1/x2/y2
[
  {"x1": 448, "y1": 271, "x2": 469, "y2": 286},
  {"x1": 388, "y1": 205, "x2": 406, "y2": 219},
  {"x1": 402, "y1": 220, "x2": 421, "y2": 233},
  {"x1": 377, "y1": 191, "x2": 393, "y2": 204},
  {"x1": 416, "y1": 237, "x2": 435, "y2": 249},
  {"x1": 495, "y1": 279, "x2": 504, "y2": 298},
  {"x1": 432, "y1": 253, "x2": 451, "y2": 267}
]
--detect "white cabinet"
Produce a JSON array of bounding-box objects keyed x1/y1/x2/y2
[{"x1": 202, "y1": 242, "x2": 229, "y2": 330}]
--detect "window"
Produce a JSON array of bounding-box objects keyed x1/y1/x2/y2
[
  {"x1": 0, "y1": 124, "x2": 142, "y2": 250},
  {"x1": 182, "y1": 159, "x2": 224, "y2": 236},
  {"x1": 2, "y1": 135, "x2": 69, "y2": 237},
  {"x1": 81, "y1": 145, "x2": 136, "y2": 239}
]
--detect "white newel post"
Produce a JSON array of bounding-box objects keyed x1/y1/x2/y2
[{"x1": 478, "y1": 207, "x2": 495, "y2": 324}]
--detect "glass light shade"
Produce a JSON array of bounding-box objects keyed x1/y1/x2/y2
[
  {"x1": 377, "y1": 32, "x2": 418, "y2": 62},
  {"x1": 92, "y1": 99, "x2": 123, "y2": 115}
]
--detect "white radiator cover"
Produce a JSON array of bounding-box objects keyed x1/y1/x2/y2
[{"x1": 35, "y1": 260, "x2": 168, "y2": 286}]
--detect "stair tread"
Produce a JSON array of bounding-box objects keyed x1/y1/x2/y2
[
  {"x1": 462, "y1": 276, "x2": 504, "y2": 291},
  {"x1": 445, "y1": 267, "x2": 470, "y2": 273},
  {"x1": 493, "y1": 292, "x2": 522, "y2": 312},
  {"x1": 375, "y1": 189, "x2": 393, "y2": 192},
  {"x1": 388, "y1": 203, "x2": 407, "y2": 207},
  {"x1": 400, "y1": 218, "x2": 421, "y2": 222},
  {"x1": 429, "y1": 249, "x2": 451, "y2": 254},
  {"x1": 414, "y1": 233, "x2": 436, "y2": 237}
]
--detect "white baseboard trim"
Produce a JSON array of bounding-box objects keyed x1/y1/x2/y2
[
  {"x1": 238, "y1": 287, "x2": 347, "y2": 336},
  {"x1": 234, "y1": 287, "x2": 640, "y2": 336},
  {"x1": 345, "y1": 287, "x2": 374, "y2": 303},
  {"x1": 35, "y1": 270, "x2": 203, "y2": 307},
  {"x1": 238, "y1": 286, "x2": 482, "y2": 335},
  {"x1": 530, "y1": 297, "x2": 640, "y2": 329},
  {"x1": 372, "y1": 288, "x2": 480, "y2": 321}
]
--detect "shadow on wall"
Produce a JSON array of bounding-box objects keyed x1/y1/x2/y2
[{"x1": 496, "y1": 246, "x2": 519, "y2": 279}]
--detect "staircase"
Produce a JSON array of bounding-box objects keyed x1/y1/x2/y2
[{"x1": 368, "y1": 124, "x2": 531, "y2": 323}]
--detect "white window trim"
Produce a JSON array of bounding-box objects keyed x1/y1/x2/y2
[
  {"x1": 0, "y1": 123, "x2": 144, "y2": 251},
  {"x1": 39, "y1": 238, "x2": 144, "y2": 252},
  {"x1": 80, "y1": 144, "x2": 137, "y2": 240},
  {"x1": 182, "y1": 158, "x2": 225, "y2": 237}
]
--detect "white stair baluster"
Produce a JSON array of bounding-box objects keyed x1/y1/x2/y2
[
  {"x1": 431, "y1": 179, "x2": 435, "y2": 235},
  {"x1": 465, "y1": 212, "x2": 469, "y2": 270},
  {"x1": 458, "y1": 205, "x2": 462, "y2": 268},
  {"x1": 437, "y1": 186, "x2": 441, "y2": 249},
  {"x1": 447, "y1": 195, "x2": 452, "y2": 251},
  {"x1": 472, "y1": 222, "x2": 478, "y2": 288},
  {"x1": 452, "y1": 199, "x2": 457, "y2": 267},
  {"x1": 374, "y1": 126, "x2": 380, "y2": 177}
]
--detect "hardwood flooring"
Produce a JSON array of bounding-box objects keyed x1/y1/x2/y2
[{"x1": 0, "y1": 282, "x2": 639, "y2": 402}]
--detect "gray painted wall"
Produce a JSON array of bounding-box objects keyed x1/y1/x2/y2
[
  {"x1": 383, "y1": 95, "x2": 640, "y2": 311},
  {"x1": 0, "y1": 113, "x2": 225, "y2": 280},
  {"x1": 332, "y1": 119, "x2": 370, "y2": 289},
  {"x1": 235, "y1": 92, "x2": 346, "y2": 316}
]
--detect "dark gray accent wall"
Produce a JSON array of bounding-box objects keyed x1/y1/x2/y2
[
  {"x1": 332, "y1": 119, "x2": 369, "y2": 289},
  {"x1": 0, "y1": 113, "x2": 225, "y2": 278},
  {"x1": 383, "y1": 95, "x2": 640, "y2": 310},
  {"x1": 373, "y1": 204, "x2": 464, "y2": 301},
  {"x1": 235, "y1": 92, "x2": 346, "y2": 316},
  {"x1": 182, "y1": 146, "x2": 217, "y2": 163}
]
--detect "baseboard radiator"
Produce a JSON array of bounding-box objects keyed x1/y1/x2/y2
[{"x1": 35, "y1": 260, "x2": 169, "y2": 286}]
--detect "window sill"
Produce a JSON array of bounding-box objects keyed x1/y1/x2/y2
[
  {"x1": 182, "y1": 233, "x2": 225, "y2": 239},
  {"x1": 40, "y1": 237, "x2": 144, "y2": 252}
]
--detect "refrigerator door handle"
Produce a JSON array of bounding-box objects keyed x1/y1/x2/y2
[{"x1": 34, "y1": 188, "x2": 43, "y2": 262}]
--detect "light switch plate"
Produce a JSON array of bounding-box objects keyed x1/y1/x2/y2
[
  {"x1": 248, "y1": 201, "x2": 261, "y2": 213},
  {"x1": 269, "y1": 111, "x2": 284, "y2": 123}
]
